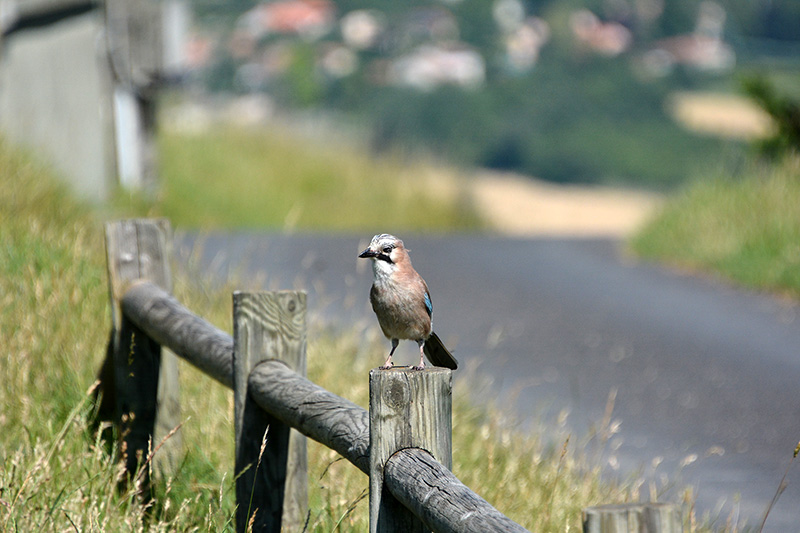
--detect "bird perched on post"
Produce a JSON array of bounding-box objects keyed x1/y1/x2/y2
[{"x1": 359, "y1": 234, "x2": 458, "y2": 371}]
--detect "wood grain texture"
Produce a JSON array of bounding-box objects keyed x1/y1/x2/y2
[
  {"x1": 122, "y1": 281, "x2": 234, "y2": 388},
  {"x1": 582, "y1": 503, "x2": 681, "y2": 533},
  {"x1": 105, "y1": 219, "x2": 172, "y2": 329},
  {"x1": 384, "y1": 448, "x2": 530, "y2": 533},
  {"x1": 121, "y1": 285, "x2": 371, "y2": 472},
  {"x1": 103, "y1": 219, "x2": 181, "y2": 481},
  {"x1": 112, "y1": 266, "x2": 530, "y2": 532},
  {"x1": 233, "y1": 292, "x2": 308, "y2": 532},
  {"x1": 248, "y1": 361, "x2": 371, "y2": 474},
  {"x1": 113, "y1": 316, "x2": 160, "y2": 486},
  {"x1": 369, "y1": 367, "x2": 452, "y2": 533}
]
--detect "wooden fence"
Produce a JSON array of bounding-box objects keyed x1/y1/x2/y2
[{"x1": 95, "y1": 218, "x2": 681, "y2": 533}]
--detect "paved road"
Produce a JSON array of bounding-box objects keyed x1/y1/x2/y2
[{"x1": 176, "y1": 232, "x2": 800, "y2": 531}]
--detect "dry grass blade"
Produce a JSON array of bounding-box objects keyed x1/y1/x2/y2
[
  {"x1": 757, "y1": 440, "x2": 800, "y2": 533},
  {"x1": 135, "y1": 418, "x2": 189, "y2": 484},
  {"x1": 244, "y1": 426, "x2": 270, "y2": 529},
  {"x1": 4, "y1": 381, "x2": 100, "y2": 527}
]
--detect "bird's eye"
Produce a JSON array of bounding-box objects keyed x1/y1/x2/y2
[{"x1": 382, "y1": 246, "x2": 392, "y2": 254}]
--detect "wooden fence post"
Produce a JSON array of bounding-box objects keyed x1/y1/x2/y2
[
  {"x1": 108, "y1": 279, "x2": 529, "y2": 531},
  {"x1": 583, "y1": 503, "x2": 682, "y2": 533},
  {"x1": 369, "y1": 367, "x2": 452, "y2": 533},
  {"x1": 102, "y1": 219, "x2": 182, "y2": 487},
  {"x1": 233, "y1": 291, "x2": 308, "y2": 532}
]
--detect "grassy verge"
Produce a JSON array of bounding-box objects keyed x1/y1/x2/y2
[
  {"x1": 2, "y1": 136, "x2": 723, "y2": 531},
  {"x1": 630, "y1": 154, "x2": 800, "y2": 298},
  {"x1": 115, "y1": 124, "x2": 484, "y2": 232}
]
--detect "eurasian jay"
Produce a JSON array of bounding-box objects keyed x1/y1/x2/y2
[{"x1": 359, "y1": 234, "x2": 458, "y2": 370}]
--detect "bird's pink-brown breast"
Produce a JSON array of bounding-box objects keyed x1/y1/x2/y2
[{"x1": 369, "y1": 282, "x2": 432, "y2": 341}]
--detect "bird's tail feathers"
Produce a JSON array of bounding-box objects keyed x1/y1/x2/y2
[{"x1": 424, "y1": 332, "x2": 458, "y2": 370}]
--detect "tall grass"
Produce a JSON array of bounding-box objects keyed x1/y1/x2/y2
[
  {"x1": 631, "y1": 154, "x2": 800, "y2": 298},
  {"x1": 1, "y1": 136, "x2": 726, "y2": 531},
  {"x1": 134, "y1": 125, "x2": 484, "y2": 232},
  {"x1": 0, "y1": 141, "x2": 220, "y2": 530}
]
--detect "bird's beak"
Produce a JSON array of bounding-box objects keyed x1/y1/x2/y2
[{"x1": 359, "y1": 247, "x2": 377, "y2": 259}]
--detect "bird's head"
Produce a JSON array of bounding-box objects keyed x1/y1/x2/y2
[{"x1": 358, "y1": 234, "x2": 407, "y2": 274}]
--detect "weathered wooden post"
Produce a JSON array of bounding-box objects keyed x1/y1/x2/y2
[
  {"x1": 233, "y1": 291, "x2": 308, "y2": 532},
  {"x1": 101, "y1": 218, "x2": 182, "y2": 487},
  {"x1": 369, "y1": 367, "x2": 452, "y2": 533},
  {"x1": 583, "y1": 503, "x2": 682, "y2": 533}
]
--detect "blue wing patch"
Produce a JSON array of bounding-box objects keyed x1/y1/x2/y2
[{"x1": 424, "y1": 292, "x2": 433, "y2": 317}]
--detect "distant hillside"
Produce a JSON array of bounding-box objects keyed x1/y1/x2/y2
[{"x1": 184, "y1": 0, "x2": 800, "y2": 187}]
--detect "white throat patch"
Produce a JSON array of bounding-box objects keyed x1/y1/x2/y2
[{"x1": 371, "y1": 256, "x2": 396, "y2": 284}]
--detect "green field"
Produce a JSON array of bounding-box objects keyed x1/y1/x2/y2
[
  {"x1": 8, "y1": 109, "x2": 798, "y2": 528},
  {"x1": 115, "y1": 125, "x2": 484, "y2": 232},
  {"x1": 631, "y1": 154, "x2": 800, "y2": 299},
  {"x1": 2, "y1": 137, "x2": 717, "y2": 531}
]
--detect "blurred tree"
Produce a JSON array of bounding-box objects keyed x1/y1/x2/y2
[
  {"x1": 741, "y1": 75, "x2": 800, "y2": 157},
  {"x1": 285, "y1": 43, "x2": 326, "y2": 107},
  {"x1": 205, "y1": 54, "x2": 238, "y2": 93},
  {"x1": 725, "y1": 0, "x2": 800, "y2": 42},
  {"x1": 452, "y1": 0, "x2": 500, "y2": 58},
  {"x1": 757, "y1": 1, "x2": 800, "y2": 41},
  {"x1": 187, "y1": 0, "x2": 757, "y2": 187},
  {"x1": 193, "y1": 0, "x2": 259, "y2": 26}
]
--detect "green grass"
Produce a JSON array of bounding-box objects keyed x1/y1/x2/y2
[
  {"x1": 1, "y1": 135, "x2": 730, "y2": 531},
  {"x1": 121, "y1": 125, "x2": 483, "y2": 232},
  {"x1": 631, "y1": 154, "x2": 800, "y2": 298}
]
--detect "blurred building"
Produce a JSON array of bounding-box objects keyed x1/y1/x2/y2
[
  {"x1": 388, "y1": 44, "x2": 485, "y2": 91},
  {"x1": 340, "y1": 9, "x2": 383, "y2": 50},
  {"x1": 238, "y1": 0, "x2": 335, "y2": 42},
  {"x1": 570, "y1": 9, "x2": 633, "y2": 57},
  {"x1": 0, "y1": 0, "x2": 189, "y2": 201},
  {"x1": 641, "y1": 1, "x2": 735, "y2": 76}
]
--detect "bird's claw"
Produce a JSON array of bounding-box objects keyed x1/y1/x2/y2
[
  {"x1": 411, "y1": 365, "x2": 425, "y2": 371},
  {"x1": 379, "y1": 363, "x2": 394, "y2": 370}
]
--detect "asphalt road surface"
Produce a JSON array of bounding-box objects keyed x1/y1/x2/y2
[{"x1": 176, "y1": 232, "x2": 800, "y2": 531}]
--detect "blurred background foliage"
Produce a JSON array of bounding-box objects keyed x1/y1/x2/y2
[
  {"x1": 183, "y1": 0, "x2": 800, "y2": 188},
  {"x1": 741, "y1": 75, "x2": 800, "y2": 157}
]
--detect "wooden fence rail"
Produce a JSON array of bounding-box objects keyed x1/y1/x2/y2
[
  {"x1": 115, "y1": 279, "x2": 529, "y2": 532},
  {"x1": 98, "y1": 218, "x2": 680, "y2": 533},
  {"x1": 98, "y1": 219, "x2": 530, "y2": 532},
  {"x1": 122, "y1": 278, "x2": 234, "y2": 388}
]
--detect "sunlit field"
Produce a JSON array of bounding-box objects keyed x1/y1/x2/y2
[
  {"x1": 0, "y1": 135, "x2": 754, "y2": 530},
  {"x1": 114, "y1": 124, "x2": 484, "y2": 233},
  {"x1": 631, "y1": 154, "x2": 800, "y2": 299}
]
